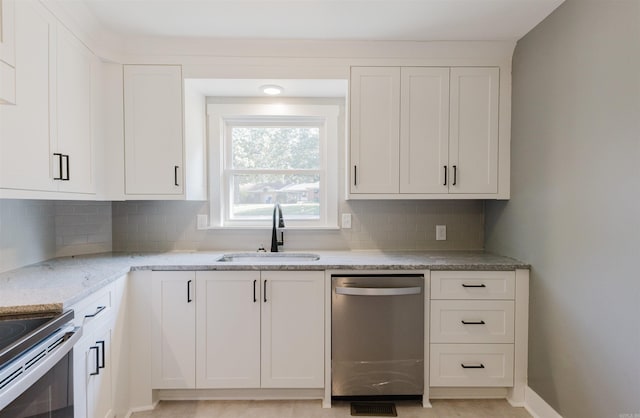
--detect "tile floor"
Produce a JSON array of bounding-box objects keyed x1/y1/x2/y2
[{"x1": 131, "y1": 399, "x2": 533, "y2": 417}]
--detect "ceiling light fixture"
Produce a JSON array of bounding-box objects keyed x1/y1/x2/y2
[{"x1": 260, "y1": 84, "x2": 284, "y2": 96}]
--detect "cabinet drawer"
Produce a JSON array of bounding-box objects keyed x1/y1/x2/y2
[
  {"x1": 431, "y1": 271, "x2": 515, "y2": 300},
  {"x1": 71, "y1": 286, "x2": 112, "y2": 328},
  {"x1": 430, "y1": 300, "x2": 514, "y2": 344},
  {"x1": 430, "y1": 344, "x2": 514, "y2": 387}
]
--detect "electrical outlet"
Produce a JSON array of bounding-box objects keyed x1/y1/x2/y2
[
  {"x1": 436, "y1": 224, "x2": 447, "y2": 241},
  {"x1": 341, "y1": 213, "x2": 352, "y2": 229},
  {"x1": 196, "y1": 214, "x2": 208, "y2": 230}
]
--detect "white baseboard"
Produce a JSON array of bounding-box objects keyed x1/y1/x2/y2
[
  {"x1": 524, "y1": 386, "x2": 562, "y2": 418},
  {"x1": 124, "y1": 401, "x2": 159, "y2": 418}
]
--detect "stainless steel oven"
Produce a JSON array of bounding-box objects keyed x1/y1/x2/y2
[{"x1": 0, "y1": 310, "x2": 81, "y2": 417}]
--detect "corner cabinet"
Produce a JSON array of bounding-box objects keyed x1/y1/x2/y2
[
  {"x1": 150, "y1": 270, "x2": 325, "y2": 390},
  {"x1": 349, "y1": 66, "x2": 507, "y2": 199},
  {"x1": 123, "y1": 65, "x2": 184, "y2": 198}
]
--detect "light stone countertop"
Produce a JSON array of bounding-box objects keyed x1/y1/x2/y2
[{"x1": 0, "y1": 250, "x2": 529, "y2": 317}]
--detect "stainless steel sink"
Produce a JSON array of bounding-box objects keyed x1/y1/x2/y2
[{"x1": 216, "y1": 253, "x2": 320, "y2": 263}]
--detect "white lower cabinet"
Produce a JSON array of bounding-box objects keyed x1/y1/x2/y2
[
  {"x1": 152, "y1": 270, "x2": 325, "y2": 390},
  {"x1": 151, "y1": 271, "x2": 196, "y2": 389},
  {"x1": 72, "y1": 278, "x2": 123, "y2": 418},
  {"x1": 429, "y1": 271, "x2": 517, "y2": 389}
]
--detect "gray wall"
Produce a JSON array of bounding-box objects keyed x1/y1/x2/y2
[
  {"x1": 112, "y1": 199, "x2": 484, "y2": 252},
  {"x1": 485, "y1": 1, "x2": 640, "y2": 417}
]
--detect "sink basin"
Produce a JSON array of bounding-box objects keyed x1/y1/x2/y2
[{"x1": 216, "y1": 253, "x2": 320, "y2": 263}]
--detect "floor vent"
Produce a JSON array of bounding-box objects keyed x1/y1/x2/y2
[{"x1": 350, "y1": 402, "x2": 398, "y2": 417}]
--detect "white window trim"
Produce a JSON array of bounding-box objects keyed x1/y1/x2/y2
[{"x1": 207, "y1": 103, "x2": 339, "y2": 229}]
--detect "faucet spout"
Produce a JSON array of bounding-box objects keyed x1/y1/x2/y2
[{"x1": 271, "y1": 203, "x2": 285, "y2": 252}]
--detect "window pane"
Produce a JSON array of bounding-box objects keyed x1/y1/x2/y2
[
  {"x1": 230, "y1": 174, "x2": 320, "y2": 220},
  {"x1": 231, "y1": 126, "x2": 320, "y2": 169}
]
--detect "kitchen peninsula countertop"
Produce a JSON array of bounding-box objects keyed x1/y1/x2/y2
[{"x1": 0, "y1": 250, "x2": 529, "y2": 317}]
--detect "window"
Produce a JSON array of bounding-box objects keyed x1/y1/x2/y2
[{"x1": 208, "y1": 103, "x2": 339, "y2": 228}]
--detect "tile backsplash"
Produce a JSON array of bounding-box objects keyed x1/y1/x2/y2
[
  {"x1": 112, "y1": 200, "x2": 484, "y2": 252},
  {"x1": 1, "y1": 198, "x2": 483, "y2": 273},
  {"x1": 55, "y1": 201, "x2": 112, "y2": 257}
]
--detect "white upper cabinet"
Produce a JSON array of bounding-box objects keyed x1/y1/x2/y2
[
  {"x1": 0, "y1": 0, "x2": 96, "y2": 197},
  {"x1": 449, "y1": 67, "x2": 499, "y2": 195},
  {"x1": 55, "y1": 24, "x2": 96, "y2": 194},
  {"x1": 0, "y1": 0, "x2": 55, "y2": 193},
  {"x1": 349, "y1": 65, "x2": 506, "y2": 199},
  {"x1": 400, "y1": 67, "x2": 450, "y2": 194},
  {"x1": 124, "y1": 65, "x2": 184, "y2": 197},
  {"x1": 349, "y1": 66, "x2": 400, "y2": 194},
  {"x1": 0, "y1": 0, "x2": 16, "y2": 104}
]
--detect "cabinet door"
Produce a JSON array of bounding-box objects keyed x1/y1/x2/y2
[
  {"x1": 196, "y1": 271, "x2": 261, "y2": 388},
  {"x1": 87, "y1": 322, "x2": 113, "y2": 418},
  {"x1": 261, "y1": 271, "x2": 324, "y2": 388},
  {"x1": 55, "y1": 23, "x2": 95, "y2": 194},
  {"x1": 350, "y1": 66, "x2": 400, "y2": 194},
  {"x1": 0, "y1": 0, "x2": 55, "y2": 191},
  {"x1": 124, "y1": 65, "x2": 184, "y2": 196},
  {"x1": 151, "y1": 271, "x2": 196, "y2": 388},
  {"x1": 449, "y1": 67, "x2": 499, "y2": 194},
  {"x1": 400, "y1": 67, "x2": 450, "y2": 193},
  {"x1": 0, "y1": 0, "x2": 16, "y2": 104}
]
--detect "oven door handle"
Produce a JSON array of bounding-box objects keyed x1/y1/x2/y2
[
  {"x1": 335, "y1": 286, "x2": 422, "y2": 296},
  {"x1": 0, "y1": 327, "x2": 82, "y2": 411}
]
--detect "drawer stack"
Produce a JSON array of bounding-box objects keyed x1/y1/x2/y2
[{"x1": 429, "y1": 271, "x2": 516, "y2": 387}]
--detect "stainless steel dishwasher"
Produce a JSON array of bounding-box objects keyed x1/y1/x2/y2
[{"x1": 331, "y1": 274, "x2": 424, "y2": 397}]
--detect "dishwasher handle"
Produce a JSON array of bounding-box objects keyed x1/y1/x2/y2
[{"x1": 335, "y1": 286, "x2": 422, "y2": 296}]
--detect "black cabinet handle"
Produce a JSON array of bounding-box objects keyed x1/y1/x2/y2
[
  {"x1": 461, "y1": 363, "x2": 485, "y2": 369},
  {"x1": 354, "y1": 165, "x2": 357, "y2": 186},
  {"x1": 443, "y1": 165, "x2": 447, "y2": 186},
  {"x1": 97, "y1": 340, "x2": 105, "y2": 369},
  {"x1": 452, "y1": 165, "x2": 457, "y2": 186},
  {"x1": 174, "y1": 166, "x2": 179, "y2": 186},
  {"x1": 53, "y1": 153, "x2": 63, "y2": 180},
  {"x1": 187, "y1": 279, "x2": 192, "y2": 303},
  {"x1": 253, "y1": 279, "x2": 257, "y2": 303},
  {"x1": 462, "y1": 283, "x2": 486, "y2": 288},
  {"x1": 85, "y1": 305, "x2": 106, "y2": 318},
  {"x1": 63, "y1": 155, "x2": 70, "y2": 181},
  {"x1": 90, "y1": 346, "x2": 100, "y2": 376},
  {"x1": 263, "y1": 280, "x2": 267, "y2": 303},
  {"x1": 461, "y1": 320, "x2": 486, "y2": 325}
]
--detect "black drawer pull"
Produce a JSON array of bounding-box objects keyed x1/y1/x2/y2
[
  {"x1": 90, "y1": 346, "x2": 100, "y2": 375},
  {"x1": 461, "y1": 363, "x2": 485, "y2": 369},
  {"x1": 62, "y1": 154, "x2": 70, "y2": 181},
  {"x1": 461, "y1": 320, "x2": 486, "y2": 325},
  {"x1": 462, "y1": 283, "x2": 486, "y2": 288},
  {"x1": 85, "y1": 306, "x2": 106, "y2": 318},
  {"x1": 187, "y1": 280, "x2": 193, "y2": 303},
  {"x1": 443, "y1": 165, "x2": 447, "y2": 186},
  {"x1": 53, "y1": 153, "x2": 63, "y2": 180},
  {"x1": 253, "y1": 279, "x2": 257, "y2": 303},
  {"x1": 263, "y1": 280, "x2": 267, "y2": 303},
  {"x1": 174, "y1": 165, "x2": 179, "y2": 186},
  {"x1": 97, "y1": 340, "x2": 105, "y2": 369},
  {"x1": 452, "y1": 165, "x2": 457, "y2": 186}
]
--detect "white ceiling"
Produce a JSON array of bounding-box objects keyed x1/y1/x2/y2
[{"x1": 78, "y1": 0, "x2": 564, "y2": 42}]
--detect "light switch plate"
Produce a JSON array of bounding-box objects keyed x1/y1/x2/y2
[
  {"x1": 341, "y1": 213, "x2": 352, "y2": 229},
  {"x1": 436, "y1": 224, "x2": 447, "y2": 241}
]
